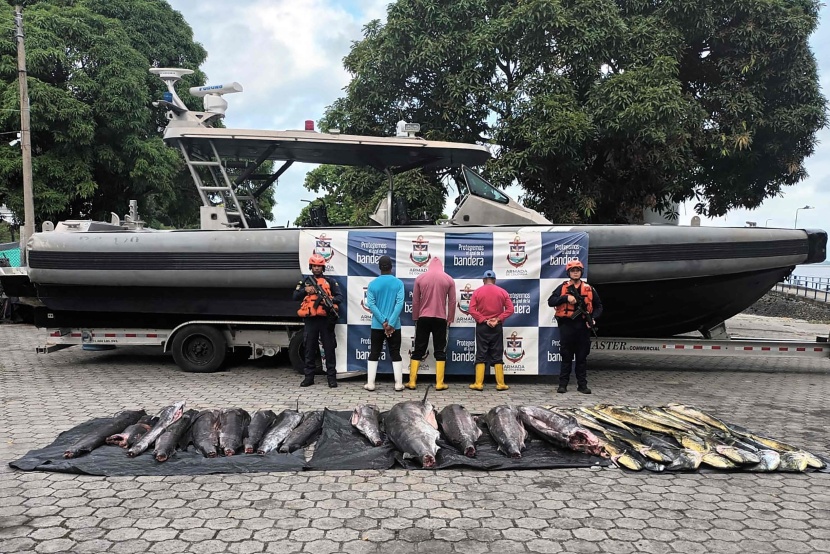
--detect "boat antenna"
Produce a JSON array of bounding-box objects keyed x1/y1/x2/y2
[
  {"x1": 149, "y1": 68, "x2": 193, "y2": 113},
  {"x1": 150, "y1": 68, "x2": 243, "y2": 126}
]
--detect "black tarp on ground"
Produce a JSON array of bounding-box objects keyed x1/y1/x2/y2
[
  {"x1": 308, "y1": 409, "x2": 609, "y2": 471},
  {"x1": 307, "y1": 409, "x2": 398, "y2": 471},
  {"x1": 9, "y1": 417, "x2": 306, "y2": 476}
]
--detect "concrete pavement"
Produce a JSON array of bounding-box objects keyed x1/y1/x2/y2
[{"x1": 1, "y1": 314, "x2": 829, "y2": 553}]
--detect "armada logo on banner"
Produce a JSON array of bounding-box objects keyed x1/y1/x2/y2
[
  {"x1": 505, "y1": 331, "x2": 525, "y2": 363},
  {"x1": 457, "y1": 284, "x2": 474, "y2": 314},
  {"x1": 410, "y1": 235, "x2": 431, "y2": 267},
  {"x1": 358, "y1": 287, "x2": 373, "y2": 322},
  {"x1": 507, "y1": 235, "x2": 528, "y2": 267},
  {"x1": 314, "y1": 233, "x2": 334, "y2": 262}
]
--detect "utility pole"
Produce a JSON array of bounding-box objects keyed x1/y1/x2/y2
[{"x1": 15, "y1": 5, "x2": 34, "y2": 265}]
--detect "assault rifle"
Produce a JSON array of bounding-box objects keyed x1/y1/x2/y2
[
  {"x1": 305, "y1": 276, "x2": 339, "y2": 319},
  {"x1": 567, "y1": 283, "x2": 598, "y2": 338}
]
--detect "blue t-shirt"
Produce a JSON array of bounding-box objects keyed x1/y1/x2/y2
[{"x1": 366, "y1": 274, "x2": 405, "y2": 330}]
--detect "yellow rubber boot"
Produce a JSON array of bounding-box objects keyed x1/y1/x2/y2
[
  {"x1": 494, "y1": 363, "x2": 509, "y2": 391},
  {"x1": 469, "y1": 363, "x2": 485, "y2": 391},
  {"x1": 405, "y1": 360, "x2": 419, "y2": 390},
  {"x1": 435, "y1": 361, "x2": 448, "y2": 391}
]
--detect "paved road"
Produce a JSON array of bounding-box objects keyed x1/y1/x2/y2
[{"x1": 2, "y1": 315, "x2": 829, "y2": 554}]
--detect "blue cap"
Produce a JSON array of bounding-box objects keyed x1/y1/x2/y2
[{"x1": 482, "y1": 270, "x2": 496, "y2": 279}]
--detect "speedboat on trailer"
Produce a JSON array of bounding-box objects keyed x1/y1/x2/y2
[{"x1": 2, "y1": 68, "x2": 826, "y2": 339}]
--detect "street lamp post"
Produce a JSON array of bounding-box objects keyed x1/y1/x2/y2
[
  {"x1": 794, "y1": 205, "x2": 814, "y2": 228},
  {"x1": 764, "y1": 218, "x2": 773, "y2": 227}
]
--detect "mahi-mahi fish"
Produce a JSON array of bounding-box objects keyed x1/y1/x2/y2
[
  {"x1": 638, "y1": 432, "x2": 702, "y2": 471},
  {"x1": 384, "y1": 388, "x2": 441, "y2": 467},
  {"x1": 219, "y1": 408, "x2": 251, "y2": 456},
  {"x1": 64, "y1": 409, "x2": 146, "y2": 459},
  {"x1": 778, "y1": 451, "x2": 812, "y2": 472},
  {"x1": 603, "y1": 429, "x2": 673, "y2": 463},
  {"x1": 438, "y1": 404, "x2": 481, "y2": 457},
  {"x1": 518, "y1": 406, "x2": 603, "y2": 456},
  {"x1": 724, "y1": 428, "x2": 825, "y2": 469},
  {"x1": 596, "y1": 437, "x2": 641, "y2": 471},
  {"x1": 483, "y1": 405, "x2": 527, "y2": 459},
  {"x1": 351, "y1": 405, "x2": 384, "y2": 447},
  {"x1": 663, "y1": 404, "x2": 731, "y2": 434},
  {"x1": 127, "y1": 401, "x2": 186, "y2": 457},
  {"x1": 154, "y1": 409, "x2": 197, "y2": 462},
  {"x1": 746, "y1": 450, "x2": 781, "y2": 472},
  {"x1": 244, "y1": 410, "x2": 278, "y2": 454}
]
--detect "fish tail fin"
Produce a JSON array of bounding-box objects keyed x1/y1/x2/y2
[{"x1": 422, "y1": 385, "x2": 431, "y2": 404}]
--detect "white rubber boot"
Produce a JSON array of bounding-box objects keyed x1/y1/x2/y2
[
  {"x1": 392, "y1": 361, "x2": 404, "y2": 391},
  {"x1": 364, "y1": 361, "x2": 378, "y2": 391}
]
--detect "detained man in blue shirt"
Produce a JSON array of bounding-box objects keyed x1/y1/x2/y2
[{"x1": 364, "y1": 255, "x2": 405, "y2": 391}]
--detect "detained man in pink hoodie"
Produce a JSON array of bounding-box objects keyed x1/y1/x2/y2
[{"x1": 406, "y1": 258, "x2": 456, "y2": 390}]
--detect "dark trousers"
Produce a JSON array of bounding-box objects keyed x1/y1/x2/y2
[
  {"x1": 558, "y1": 321, "x2": 591, "y2": 387},
  {"x1": 474, "y1": 322, "x2": 504, "y2": 366},
  {"x1": 369, "y1": 329, "x2": 402, "y2": 362},
  {"x1": 411, "y1": 317, "x2": 448, "y2": 361},
  {"x1": 304, "y1": 316, "x2": 336, "y2": 381}
]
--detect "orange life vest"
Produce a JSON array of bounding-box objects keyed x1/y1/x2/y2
[
  {"x1": 297, "y1": 277, "x2": 334, "y2": 318},
  {"x1": 554, "y1": 280, "x2": 593, "y2": 319}
]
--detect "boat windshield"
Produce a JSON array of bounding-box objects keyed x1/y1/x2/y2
[{"x1": 462, "y1": 166, "x2": 509, "y2": 204}]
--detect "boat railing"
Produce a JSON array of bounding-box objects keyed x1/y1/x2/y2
[
  {"x1": 0, "y1": 243, "x2": 20, "y2": 268},
  {"x1": 774, "y1": 274, "x2": 830, "y2": 303}
]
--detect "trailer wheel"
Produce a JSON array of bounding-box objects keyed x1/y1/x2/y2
[
  {"x1": 172, "y1": 325, "x2": 227, "y2": 373},
  {"x1": 288, "y1": 331, "x2": 324, "y2": 374}
]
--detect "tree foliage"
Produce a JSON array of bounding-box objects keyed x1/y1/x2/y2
[
  {"x1": 312, "y1": 0, "x2": 827, "y2": 223},
  {"x1": 295, "y1": 163, "x2": 450, "y2": 226},
  {"x1": 0, "y1": 0, "x2": 275, "y2": 229}
]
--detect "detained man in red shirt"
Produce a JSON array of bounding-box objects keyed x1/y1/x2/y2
[
  {"x1": 467, "y1": 270, "x2": 514, "y2": 391},
  {"x1": 407, "y1": 258, "x2": 457, "y2": 390}
]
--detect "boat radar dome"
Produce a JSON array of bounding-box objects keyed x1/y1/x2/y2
[
  {"x1": 396, "y1": 120, "x2": 420, "y2": 138},
  {"x1": 189, "y1": 83, "x2": 243, "y2": 116}
]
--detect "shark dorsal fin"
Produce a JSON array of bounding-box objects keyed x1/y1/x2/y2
[{"x1": 422, "y1": 385, "x2": 431, "y2": 404}]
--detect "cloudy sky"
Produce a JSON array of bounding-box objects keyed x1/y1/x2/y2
[{"x1": 167, "y1": 0, "x2": 829, "y2": 230}]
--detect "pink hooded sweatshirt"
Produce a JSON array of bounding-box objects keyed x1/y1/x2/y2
[{"x1": 412, "y1": 258, "x2": 457, "y2": 323}]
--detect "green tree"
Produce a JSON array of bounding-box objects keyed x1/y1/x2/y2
[
  {"x1": 295, "y1": 163, "x2": 449, "y2": 226},
  {"x1": 314, "y1": 0, "x2": 827, "y2": 223},
  {"x1": 0, "y1": 1, "x2": 275, "y2": 229}
]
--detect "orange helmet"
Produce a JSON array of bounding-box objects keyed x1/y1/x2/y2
[
  {"x1": 566, "y1": 260, "x2": 584, "y2": 271},
  {"x1": 309, "y1": 253, "x2": 326, "y2": 269}
]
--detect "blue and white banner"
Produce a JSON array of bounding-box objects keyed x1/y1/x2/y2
[{"x1": 299, "y1": 228, "x2": 589, "y2": 375}]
